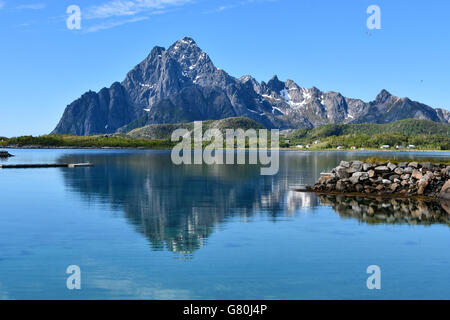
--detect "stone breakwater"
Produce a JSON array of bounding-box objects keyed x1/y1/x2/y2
[
  {"x1": 0, "y1": 151, "x2": 13, "y2": 158},
  {"x1": 312, "y1": 160, "x2": 450, "y2": 200}
]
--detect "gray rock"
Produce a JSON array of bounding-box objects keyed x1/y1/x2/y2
[
  {"x1": 375, "y1": 166, "x2": 389, "y2": 172},
  {"x1": 387, "y1": 162, "x2": 397, "y2": 171},
  {"x1": 389, "y1": 175, "x2": 400, "y2": 182},
  {"x1": 336, "y1": 180, "x2": 346, "y2": 192},
  {"x1": 382, "y1": 179, "x2": 392, "y2": 185},
  {"x1": 350, "y1": 172, "x2": 369, "y2": 184},
  {"x1": 404, "y1": 167, "x2": 413, "y2": 174},
  {"x1": 420, "y1": 162, "x2": 433, "y2": 171},
  {"x1": 335, "y1": 166, "x2": 349, "y2": 179},
  {"x1": 398, "y1": 162, "x2": 409, "y2": 168},
  {"x1": 340, "y1": 161, "x2": 350, "y2": 168},
  {"x1": 363, "y1": 163, "x2": 373, "y2": 171},
  {"x1": 351, "y1": 161, "x2": 364, "y2": 171},
  {"x1": 394, "y1": 168, "x2": 404, "y2": 175},
  {"x1": 409, "y1": 162, "x2": 419, "y2": 168}
]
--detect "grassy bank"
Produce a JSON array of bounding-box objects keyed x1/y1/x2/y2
[
  {"x1": 286, "y1": 119, "x2": 450, "y2": 150},
  {"x1": 1, "y1": 134, "x2": 449, "y2": 151},
  {"x1": 1, "y1": 119, "x2": 449, "y2": 151},
  {"x1": 0, "y1": 135, "x2": 176, "y2": 149},
  {"x1": 359, "y1": 156, "x2": 450, "y2": 166}
]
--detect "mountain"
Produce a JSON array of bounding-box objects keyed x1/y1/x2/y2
[{"x1": 53, "y1": 37, "x2": 450, "y2": 136}]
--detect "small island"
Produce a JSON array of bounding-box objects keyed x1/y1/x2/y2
[
  {"x1": 0, "y1": 150, "x2": 13, "y2": 158},
  {"x1": 312, "y1": 160, "x2": 450, "y2": 201}
]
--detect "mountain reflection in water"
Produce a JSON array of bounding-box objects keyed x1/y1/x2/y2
[
  {"x1": 57, "y1": 151, "x2": 450, "y2": 256},
  {"x1": 58, "y1": 152, "x2": 322, "y2": 256}
]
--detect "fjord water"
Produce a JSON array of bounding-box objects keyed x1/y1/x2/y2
[{"x1": 1, "y1": 149, "x2": 450, "y2": 300}]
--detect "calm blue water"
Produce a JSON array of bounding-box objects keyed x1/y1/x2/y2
[{"x1": 0, "y1": 149, "x2": 450, "y2": 300}]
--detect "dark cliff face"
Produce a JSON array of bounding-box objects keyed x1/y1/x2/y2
[{"x1": 53, "y1": 37, "x2": 450, "y2": 136}]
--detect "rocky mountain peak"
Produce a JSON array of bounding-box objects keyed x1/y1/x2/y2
[
  {"x1": 165, "y1": 37, "x2": 214, "y2": 76},
  {"x1": 267, "y1": 75, "x2": 285, "y2": 93},
  {"x1": 52, "y1": 38, "x2": 450, "y2": 136},
  {"x1": 375, "y1": 89, "x2": 393, "y2": 103}
]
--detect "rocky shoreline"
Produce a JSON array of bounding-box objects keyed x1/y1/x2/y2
[
  {"x1": 312, "y1": 160, "x2": 450, "y2": 201},
  {"x1": 0, "y1": 151, "x2": 13, "y2": 158}
]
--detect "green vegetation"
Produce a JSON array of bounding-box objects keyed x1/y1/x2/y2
[
  {"x1": 289, "y1": 119, "x2": 450, "y2": 139},
  {"x1": 287, "y1": 119, "x2": 450, "y2": 150},
  {"x1": 0, "y1": 135, "x2": 175, "y2": 149},
  {"x1": 1, "y1": 118, "x2": 449, "y2": 151},
  {"x1": 127, "y1": 117, "x2": 265, "y2": 139},
  {"x1": 360, "y1": 156, "x2": 450, "y2": 165}
]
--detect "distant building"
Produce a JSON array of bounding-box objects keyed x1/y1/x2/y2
[
  {"x1": 314, "y1": 140, "x2": 320, "y2": 145},
  {"x1": 284, "y1": 140, "x2": 291, "y2": 144},
  {"x1": 380, "y1": 145, "x2": 390, "y2": 149},
  {"x1": 407, "y1": 145, "x2": 416, "y2": 149},
  {"x1": 396, "y1": 145, "x2": 405, "y2": 149},
  {"x1": 306, "y1": 144, "x2": 311, "y2": 149},
  {"x1": 296, "y1": 145, "x2": 304, "y2": 149},
  {"x1": 337, "y1": 146, "x2": 344, "y2": 150},
  {"x1": 351, "y1": 146, "x2": 357, "y2": 150}
]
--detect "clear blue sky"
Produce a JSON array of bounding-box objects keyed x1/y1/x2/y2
[{"x1": 0, "y1": 0, "x2": 449, "y2": 136}]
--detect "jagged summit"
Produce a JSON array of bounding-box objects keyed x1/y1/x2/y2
[
  {"x1": 375, "y1": 89, "x2": 393, "y2": 103},
  {"x1": 52, "y1": 37, "x2": 450, "y2": 136}
]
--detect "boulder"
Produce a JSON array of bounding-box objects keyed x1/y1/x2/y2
[
  {"x1": 390, "y1": 183, "x2": 399, "y2": 191},
  {"x1": 389, "y1": 174, "x2": 400, "y2": 182},
  {"x1": 400, "y1": 174, "x2": 411, "y2": 180},
  {"x1": 420, "y1": 162, "x2": 433, "y2": 171},
  {"x1": 417, "y1": 179, "x2": 429, "y2": 195},
  {"x1": 394, "y1": 168, "x2": 404, "y2": 175},
  {"x1": 398, "y1": 162, "x2": 409, "y2": 168},
  {"x1": 375, "y1": 166, "x2": 389, "y2": 173},
  {"x1": 339, "y1": 161, "x2": 350, "y2": 168},
  {"x1": 412, "y1": 169, "x2": 423, "y2": 180},
  {"x1": 382, "y1": 179, "x2": 392, "y2": 185},
  {"x1": 438, "y1": 180, "x2": 450, "y2": 200},
  {"x1": 350, "y1": 172, "x2": 369, "y2": 184},
  {"x1": 347, "y1": 167, "x2": 357, "y2": 175},
  {"x1": 335, "y1": 166, "x2": 349, "y2": 179},
  {"x1": 387, "y1": 162, "x2": 397, "y2": 171},
  {"x1": 336, "y1": 180, "x2": 346, "y2": 192},
  {"x1": 408, "y1": 162, "x2": 419, "y2": 168},
  {"x1": 368, "y1": 170, "x2": 376, "y2": 178},
  {"x1": 351, "y1": 161, "x2": 364, "y2": 171},
  {"x1": 363, "y1": 163, "x2": 373, "y2": 171},
  {"x1": 404, "y1": 167, "x2": 413, "y2": 174}
]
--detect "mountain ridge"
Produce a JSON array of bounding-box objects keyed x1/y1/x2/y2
[{"x1": 53, "y1": 36, "x2": 450, "y2": 136}]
